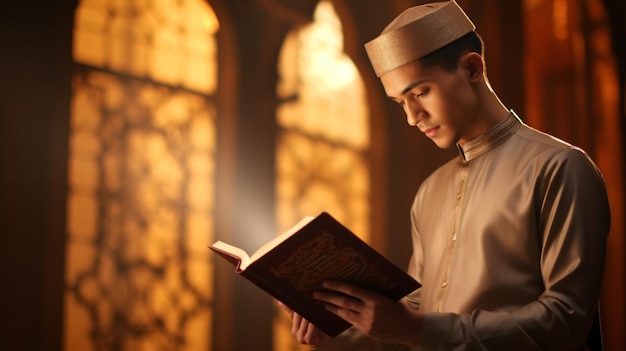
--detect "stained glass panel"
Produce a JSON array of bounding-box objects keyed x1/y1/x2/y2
[
  {"x1": 65, "y1": 69, "x2": 216, "y2": 351},
  {"x1": 73, "y1": 0, "x2": 218, "y2": 94},
  {"x1": 274, "y1": 1, "x2": 371, "y2": 350},
  {"x1": 66, "y1": 0, "x2": 218, "y2": 350}
]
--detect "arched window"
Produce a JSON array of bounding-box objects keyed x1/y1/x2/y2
[
  {"x1": 274, "y1": 1, "x2": 370, "y2": 349},
  {"x1": 65, "y1": 1, "x2": 219, "y2": 350}
]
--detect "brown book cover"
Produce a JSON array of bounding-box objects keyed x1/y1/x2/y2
[{"x1": 209, "y1": 212, "x2": 421, "y2": 337}]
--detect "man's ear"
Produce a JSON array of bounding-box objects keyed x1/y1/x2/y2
[{"x1": 461, "y1": 52, "x2": 484, "y2": 81}]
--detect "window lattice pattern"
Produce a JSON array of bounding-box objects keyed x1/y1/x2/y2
[
  {"x1": 65, "y1": 70, "x2": 216, "y2": 351},
  {"x1": 274, "y1": 1, "x2": 371, "y2": 350},
  {"x1": 66, "y1": 0, "x2": 218, "y2": 350},
  {"x1": 74, "y1": 0, "x2": 219, "y2": 94},
  {"x1": 276, "y1": 0, "x2": 370, "y2": 240},
  {"x1": 276, "y1": 133, "x2": 370, "y2": 237}
]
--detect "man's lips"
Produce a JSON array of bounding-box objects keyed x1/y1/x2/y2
[{"x1": 423, "y1": 126, "x2": 439, "y2": 138}]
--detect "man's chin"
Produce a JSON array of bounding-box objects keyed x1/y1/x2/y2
[{"x1": 431, "y1": 138, "x2": 455, "y2": 150}]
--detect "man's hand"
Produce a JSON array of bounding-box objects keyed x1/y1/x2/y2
[
  {"x1": 313, "y1": 280, "x2": 424, "y2": 347},
  {"x1": 277, "y1": 301, "x2": 332, "y2": 346}
]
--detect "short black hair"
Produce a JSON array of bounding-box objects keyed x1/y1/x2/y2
[{"x1": 419, "y1": 31, "x2": 484, "y2": 72}]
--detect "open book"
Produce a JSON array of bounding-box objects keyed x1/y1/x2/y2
[{"x1": 210, "y1": 212, "x2": 420, "y2": 337}]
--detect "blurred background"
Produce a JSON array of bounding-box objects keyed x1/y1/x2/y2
[{"x1": 0, "y1": 0, "x2": 623, "y2": 350}]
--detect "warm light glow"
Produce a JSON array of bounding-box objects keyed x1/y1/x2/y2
[
  {"x1": 66, "y1": 1, "x2": 219, "y2": 350},
  {"x1": 276, "y1": 2, "x2": 369, "y2": 149},
  {"x1": 275, "y1": 0, "x2": 370, "y2": 241},
  {"x1": 553, "y1": 0, "x2": 568, "y2": 40},
  {"x1": 200, "y1": 5, "x2": 220, "y2": 32},
  {"x1": 73, "y1": 0, "x2": 218, "y2": 94},
  {"x1": 274, "y1": 1, "x2": 371, "y2": 350},
  {"x1": 525, "y1": 1, "x2": 626, "y2": 347}
]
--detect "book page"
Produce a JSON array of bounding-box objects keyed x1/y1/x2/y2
[
  {"x1": 211, "y1": 241, "x2": 250, "y2": 268},
  {"x1": 248, "y1": 215, "x2": 315, "y2": 265}
]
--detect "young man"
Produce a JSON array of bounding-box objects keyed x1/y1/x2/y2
[{"x1": 281, "y1": 1, "x2": 610, "y2": 350}]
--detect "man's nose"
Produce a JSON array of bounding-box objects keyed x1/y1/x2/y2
[{"x1": 404, "y1": 99, "x2": 422, "y2": 127}]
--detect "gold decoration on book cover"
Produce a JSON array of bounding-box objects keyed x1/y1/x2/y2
[{"x1": 271, "y1": 231, "x2": 398, "y2": 292}]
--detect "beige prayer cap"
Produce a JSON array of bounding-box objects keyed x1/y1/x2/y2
[{"x1": 364, "y1": 1, "x2": 476, "y2": 77}]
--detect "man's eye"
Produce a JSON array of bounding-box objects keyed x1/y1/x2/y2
[{"x1": 415, "y1": 88, "x2": 429, "y2": 98}]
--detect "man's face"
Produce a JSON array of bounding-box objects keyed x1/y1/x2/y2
[{"x1": 380, "y1": 57, "x2": 478, "y2": 149}]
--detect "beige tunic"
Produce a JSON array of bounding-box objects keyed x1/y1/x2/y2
[
  {"x1": 319, "y1": 112, "x2": 610, "y2": 351},
  {"x1": 410, "y1": 112, "x2": 609, "y2": 350}
]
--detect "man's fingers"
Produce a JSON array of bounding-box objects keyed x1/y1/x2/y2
[
  {"x1": 287, "y1": 309, "x2": 332, "y2": 345},
  {"x1": 292, "y1": 313, "x2": 304, "y2": 334},
  {"x1": 314, "y1": 289, "x2": 364, "y2": 311},
  {"x1": 277, "y1": 301, "x2": 294, "y2": 316},
  {"x1": 293, "y1": 314, "x2": 317, "y2": 344},
  {"x1": 305, "y1": 323, "x2": 323, "y2": 345},
  {"x1": 322, "y1": 280, "x2": 373, "y2": 300}
]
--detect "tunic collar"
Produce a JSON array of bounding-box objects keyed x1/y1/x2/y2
[{"x1": 456, "y1": 110, "x2": 522, "y2": 162}]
